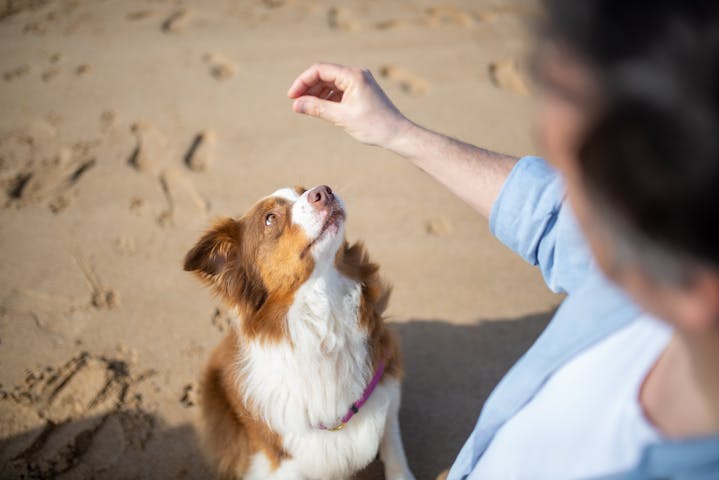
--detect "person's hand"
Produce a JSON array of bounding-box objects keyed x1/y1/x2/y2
[{"x1": 287, "y1": 63, "x2": 411, "y2": 149}]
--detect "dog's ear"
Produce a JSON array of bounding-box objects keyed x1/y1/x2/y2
[
  {"x1": 184, "y1": 218, "x2": 267, "y2": 310},
  {"x1": 184, "y1": 217, "x2": 239, "y2": 277}
]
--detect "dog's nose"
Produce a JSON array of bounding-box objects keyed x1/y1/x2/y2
[{"x1": 308, "y1": 185, "x2": 334, "y2": 208}]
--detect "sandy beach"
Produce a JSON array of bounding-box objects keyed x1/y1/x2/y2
[{"x1": 0, "y1": 0, "x2": 560, "y2": 478}]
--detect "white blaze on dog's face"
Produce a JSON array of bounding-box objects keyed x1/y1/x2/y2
[
  {"x1": 271, "y1": 185, "x2": 346, "y2": 266},
  {"x1": 183, "y1": 185, "x2": 347, "y2": 339}
]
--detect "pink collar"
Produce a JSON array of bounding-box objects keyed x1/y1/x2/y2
[{"x1": 318, "y1": 357, "x2": 386, "y2": 431}]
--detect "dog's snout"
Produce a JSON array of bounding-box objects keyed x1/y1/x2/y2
[{"x1": 308, "y1": 185, "x2": 334, "y2": 208}]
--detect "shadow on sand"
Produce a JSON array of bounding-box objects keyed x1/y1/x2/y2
[
  {"x1": 394, "y1": 312, "x2": 552, "y2": 479},
  {"x1": 1, "y1": 312, "x2": 552, "y2": 480}
]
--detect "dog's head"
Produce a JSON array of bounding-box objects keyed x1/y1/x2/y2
[{"x1": 183, "y1": 185, "x2": 346, "y2": 329}]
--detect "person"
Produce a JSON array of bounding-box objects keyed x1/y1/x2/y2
[{"x1": 287, "y1": 1, "x2": 719, "y2": 479}]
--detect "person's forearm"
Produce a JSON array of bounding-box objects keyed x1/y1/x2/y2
[{"x1": 387, "y1": 121, "x2": 518, "y2": 219}]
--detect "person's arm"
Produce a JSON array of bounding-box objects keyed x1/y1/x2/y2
[
  {"x1": 288, "y1": 63, "x2": 597, "y2": 293},
  {"x1": 287, "y1": 63, "x2": 517, "y2": 219}
]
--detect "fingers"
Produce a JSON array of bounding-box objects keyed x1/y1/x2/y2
[
  {"x1": 305, "y1": 81, "x2": 329, "y2": 98},
  {"x1": 291, "y1": 95, "x2": 341, "y2": 122},
  {"x1": 287, "y1": 63, "x2": 356, "y2": 99}
]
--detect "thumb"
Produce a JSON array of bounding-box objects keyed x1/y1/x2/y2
[{"x1": 292, "y1": 96, "x2": 341, "y2": 123}]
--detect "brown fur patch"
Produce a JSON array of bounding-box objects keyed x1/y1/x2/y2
[
  {"x1": 336, "y1": 241, "x2": 403, "y2": 379},
  {"x1": 200, "y1": 330, "x2": 289, "y2": 478},
  {"x1": 199, "y1": 331, "x2": 251, "y2": 478},
  {"x1": 242, "y1": 197, "x2": 315, "y2": 343}
]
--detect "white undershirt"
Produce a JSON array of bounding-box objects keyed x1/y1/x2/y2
[{"x1": 472, "y1": 314, "x2": 672, "y2": 479}]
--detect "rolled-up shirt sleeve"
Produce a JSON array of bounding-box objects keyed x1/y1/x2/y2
[{"x1": 489, "y1": 156, "x2": 594, "y2": 294}]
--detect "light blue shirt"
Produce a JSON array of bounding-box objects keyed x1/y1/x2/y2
[{"x1": 448, "y1": 156, "x2": 719, "y2": 480}]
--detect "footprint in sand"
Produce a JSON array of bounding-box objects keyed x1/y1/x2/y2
[
  {"x1": 41, "y1": 67, "x2": 60, "y2": 82},
  {"x1": 423, "y1": 5, "x2": 477, "y2": 28},
  {"x1": 3, "y1": 64, "x2": 30, "y2": 82},
  {"x1": 1, "y1": 127, "x2": 98, "y2": 212},
  {"x1": 157, "y1": 167, "x2": 210, "y2": 228},
  {"x1": 75, "y1": 64, "x2": 91, "y2": 76},
  {"x1": 425, "y1": 217, "x2": 453, "y2": 236},
  {"x1": 373, "y1": 5, "x2": 485, "y2": 32},
  {"x1": 184, "y1": 130, "x2": 215, "y2": 172},
  {"x1": 128, "y1": 121, "x2": 168, "y2": 173},
  {"x1": 210, "y1": 62, "x2": 235, "y2": 81},
  {"x1": 99, "y1": 109, "x2": 118, "y2": 134},
  {"x1": 373, "y1": 19, "x2": 408, "y2": 30},
  {"x1": 180, "y1": 383, "x2": 198, "y2": 408},
  {"x1": 327, "y1": 6, "x2": 361, "y2": 32},
  {"x1": 262, "y1": 0, "x2": 285, "y2": 8},
  {"x1": 72, "y1": 254, "x2": 120, "y2": 310},
  {"x1": 202, "y1": 53, "x2": 237, "y2": 81},
  {"x1": 22, "y1": 20, "x2": 46, "y2": 36},
  {"x1": 0, "y1": 353, "x2": 156, "y2": 479},
  {"x1": 161, "y1": 8, "x2": 191, "y2": 33},
  {"x1": 211, "y1": 306, "x2": 233, "y2": 333},
  {"x1": 128, "y1": 196, "x2": 145, "y2": 215},
  {"x1": 378, "y1": 65, "x2": 428, "y2": 97},
  {"x1": 488, "y1": 60, "x2": 530, "y2": 95},
  {"x1": 115, "y1": 235, "x2": 136, "y2": 256},
  {"x1": 126, "y1": 9, "x2": 154, "y2": 21},
  {"x1": 487, "y1": 4, "x2": 542, "y2": 18},
  {"x1": 125, "y1": 121, "x2": 211, "y2": 227}
]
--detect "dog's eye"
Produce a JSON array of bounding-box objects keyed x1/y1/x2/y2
[{"x1": 264, "y1": 213, "x2": 276, "y2": 227}]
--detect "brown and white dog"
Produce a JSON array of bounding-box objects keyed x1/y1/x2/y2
[{"x1": 183, "y1": 185, "x2": 415, "y2": 480}]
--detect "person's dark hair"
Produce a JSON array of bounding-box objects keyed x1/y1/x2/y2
[{"x1": 542, "y1": 0, "x2": 719, "y2": 277}]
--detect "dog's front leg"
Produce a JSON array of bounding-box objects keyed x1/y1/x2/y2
[{"x1": 379, "y1": 380, "x2": 416, "y2": 480}]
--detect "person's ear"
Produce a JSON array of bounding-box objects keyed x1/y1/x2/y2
[{"x1": 674, "y1": 268, "x2": 719, "y2": 332}]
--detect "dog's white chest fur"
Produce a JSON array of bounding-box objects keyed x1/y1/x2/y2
[{"x1": 239, "y1": 267, "x2": 392, "y2": 478}]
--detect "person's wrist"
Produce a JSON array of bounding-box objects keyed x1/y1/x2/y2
[{"x1": 382, "y1": 116, "x2": 417, "y2": 156}]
